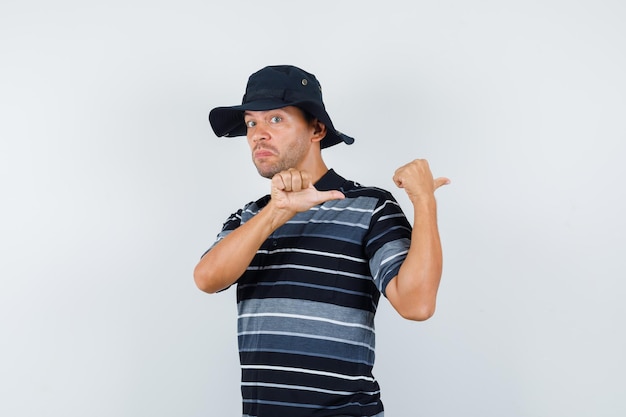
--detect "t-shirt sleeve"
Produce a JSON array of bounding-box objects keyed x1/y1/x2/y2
[
  {"x1": 200, "y1": 195, "x2": 269, "y2": 258},
  {"x1": 364, "y1": 192, "x2": 412, "y2": 296},
  {"x1": 200, "y1": 206, "x2": 246, "y2": 259},
  {"x1": 197, "y1": 205, "x2": 249, "y2": 293}
]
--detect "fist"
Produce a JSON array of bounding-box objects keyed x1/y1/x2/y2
[
  {"x1": 270, "y1": 169, "x2": 344, "y2": 213},
  {"x1": 272, "y1": 168, "x2": 311, "y2": 193},
  {"x1": 393, "y1": 159, "x2": 449, "y2": 201}
]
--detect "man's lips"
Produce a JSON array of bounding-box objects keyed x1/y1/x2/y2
[{"x1": 253, "y1": 148, "x2": 276, "y2": 158}]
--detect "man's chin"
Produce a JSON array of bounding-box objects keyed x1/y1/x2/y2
[{"x1": 255, "y1": 164, "x2": 279, "y2": 179}]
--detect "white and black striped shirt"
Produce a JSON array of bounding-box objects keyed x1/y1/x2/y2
[{"x1": 210, "y1": 169, "x2": 411, "y2": 417}]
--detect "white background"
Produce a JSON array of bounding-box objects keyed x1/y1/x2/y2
[{"x1": 1, "y1": 1, "x2": 625, "y2": 416}]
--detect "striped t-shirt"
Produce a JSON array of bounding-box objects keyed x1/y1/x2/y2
[{"x1": 210, "y1": 169, "x2": 412, "y2": 417}]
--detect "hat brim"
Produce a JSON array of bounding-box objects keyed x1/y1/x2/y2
[{"x1": 209, "y1": 99, "x2": 354, "y2": 149}]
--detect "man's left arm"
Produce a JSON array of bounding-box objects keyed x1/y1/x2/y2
[{"x1": 385, "y1": 159, "x2": 450, "y2": 321}]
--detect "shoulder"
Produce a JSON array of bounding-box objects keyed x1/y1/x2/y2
[
  {"x1": 221, "y1": 194, "x2": 270, "y2": 229},
  {"x1": 345, "y1": 182, "x2": 394, "y2": 198},
  {"x1": 340, "y1": 178, "x2": 400, "y2": 209},
  {"x1": 242, "y1": 194, "x2": 271, "y2": 214},
  {"x1": 325, "y1": 170, "x2": 391, "y2": 199}
]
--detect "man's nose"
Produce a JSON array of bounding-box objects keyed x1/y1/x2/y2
[{"x1": 250, "y1": 124, "x2": 270, "y2": 142}]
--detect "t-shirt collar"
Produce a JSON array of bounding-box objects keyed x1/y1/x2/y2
[{"x1": 314, "y1": 169, "x2": 347, "y2": 191}]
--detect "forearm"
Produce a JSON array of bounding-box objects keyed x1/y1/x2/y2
[
  {"x1": 389, "y1": 197, "x2": 443, "y2": 320},
  {"x1": 194, "y1": 201, "x2": 293, "y2": 293}
]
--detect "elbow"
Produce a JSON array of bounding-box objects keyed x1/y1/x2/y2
[
  {"x1": 398, "y1": 302, "x2": 436, "y2": 322},
  {"x1": 193, "y1": 274, "x2": 213, "y2": 294},
  {"x1": 387, "y1": 277, "x2": 439, "y2": 321},
  {"x1": 193, "y1": 264, "x2": 220, "y2": 294}
]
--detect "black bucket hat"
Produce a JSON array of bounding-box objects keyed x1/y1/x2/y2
[{"x1": 209, "y1": 65, "x2": 355, "y2": 149}]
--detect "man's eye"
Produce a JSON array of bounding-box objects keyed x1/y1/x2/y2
[
  {"x1": 245, "y1": 120, "x2": 256, "y2": 128},
  {"x1": 270, "y1": 116, "x2": 282, "y2": 123}
]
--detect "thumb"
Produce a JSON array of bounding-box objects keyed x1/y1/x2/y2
[
  {"x1": 433, "y1": 177, "x2": 451, "y2": 190},
  {"x1": 316, "y1": 189, "x2": 345, "y2": 204}
]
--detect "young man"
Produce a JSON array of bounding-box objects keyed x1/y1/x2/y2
[{"x1": 195, "y1": 65, "x2": 449, "y2": 417}]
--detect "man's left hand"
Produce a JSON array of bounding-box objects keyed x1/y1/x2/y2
[{"x1": 393, "y1": 159, "x2": 449, "y2": 203}]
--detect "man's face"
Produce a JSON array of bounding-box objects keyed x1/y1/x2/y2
[{"x1": 244, "y1": 106, "x2": 316, "y2": 179}]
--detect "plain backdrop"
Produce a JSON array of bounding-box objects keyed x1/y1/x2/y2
[{"x1": 1, "y1": 1, "x2": 625, "y2": 416}]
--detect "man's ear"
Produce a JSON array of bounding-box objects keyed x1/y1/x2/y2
[{"x1": 310, "y1": 120, "x2": 327, "y2": 143}]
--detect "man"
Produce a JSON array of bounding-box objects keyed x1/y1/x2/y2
[{"x1": 195, "y1": 65, "x2": 449, "y2": 417}]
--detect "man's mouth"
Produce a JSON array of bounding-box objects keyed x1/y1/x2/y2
[{"x1": 254, "y1": 147, "x2": 276, "y2": 158}]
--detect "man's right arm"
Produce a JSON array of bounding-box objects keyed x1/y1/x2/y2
[
  {"x1": 193, "y1": 199, "x2": 294, "y2": 293},
  {"x1": 193, "y1": 169, "x2": 345, "y2": 293}
]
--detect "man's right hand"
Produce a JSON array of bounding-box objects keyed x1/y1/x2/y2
[
  {"x1": 270, "y1": 168, "x2": 345, "y2": 214},
  {"x1": 194, "y1": 169, "x2": 344, "y2": 294}
]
